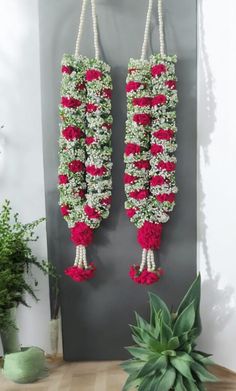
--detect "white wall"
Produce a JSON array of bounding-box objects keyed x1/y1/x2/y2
[
  {"x1": 198, "y1": 0, "x2": 236, "y2": 371},
  {"x1": 0, "y1": 0, "x2": 51, "y2": 354}
]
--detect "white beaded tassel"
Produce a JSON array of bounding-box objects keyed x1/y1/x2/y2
[
  {"x1": 139, "y1": 249, "x2": 148, "y2": 272},
  {"x1": 75, "y1": 0, "x2": 88, "y2": 58},
  {"x1": 82, "y1": 245, "x2": 88, "y2": 269},
  {"x1": 91, "y1": 0, "x2": 100, "y2": 60},
  {"x1": 74, "y1": 245, "x2": 88, "y2": 268},
  {"x1": 141, "y1": 0, "x2": 153, "y2": 61},
  {"x1": 158, "y1": 0, "x2": 165, "y2": 57},
  {"x1": 147, "y1": 249, "x2": 156, "y2": 271}
]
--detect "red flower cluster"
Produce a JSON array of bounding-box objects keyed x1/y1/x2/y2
[
  {"x1": 65, "y1": 264, "x2": 96, "y2": 282},
  {"x1": 86, "y1": 165, "x2": 107, "y2": 176},
  {"x1": 70, "y1": 222, "x2": 93, "y2": 246},
  {"x1": 84, "y1": 205, "x2": 100, "y2": 219},
  {"x1": 126, "y1": 81, "x2": 142, "y2": 93},
  {"x1": 74, "y1": 189, "x2": 86, "y2": 198},
  {"x1": 152, "y1": 94, "x2": 167, "y2": 106},
  {"x1": 133, "y1": 113, "x2": 151, "y2": 126},
  {"x1": 61, "y1": 97, "x2": 82, "y2": 108},
  {"x1": 132, "y1": 97, "x2": 152, "y2": 107},
  {"x1": 150, "y1": 175, "x2": 165, "y2": 187},
  {"x1": 129, "y1": 265, "x2": 164, "y2": 285},
  {"x1": 76, "y1": 82, "x2": 86, "y2": 91},
  {"x1": 137, "y1": 221, "x2": 162, "y2": 250},
  {"x1": 85, "y1": 136, "x2": 95, "y2": 145},
  {"x1": 62, "y1": 126, "x2": 84, "y2": 140},
  {"x1": 157, "y1": 161, "x2": 176, "y2": 172},
  {"x1": 86, "y1": 103, "x2": 98, "y2": 112},
  {"x1": 154, "y1": 129, "x2": 174, "y2": 140},
  {"x1": 134, "y1": 160, "x2": 150, "y2": 170},
  {"x1": 61, "y1": 65, "x2": 73, "y2": 74},
  {"x1": 102, "y1": 123, "x2": 112, "y2": 130},
  {"x1": 86, "y1": 69, "x2": 102, "y2": 81},
  {"x1": 124, "y1": 173, "x2": 137, "y2": 184},
  {"x1": 126, "y1": 208, "x2": 136, "y2": 218},
  {"x1": 101, "y1": 196, "x2": 112, "y2": 205},
  {"x1": 129, "y1": 189, "x2": 149, "y2": 200},
  {"x1": 103, "y1": 88, "x2": 112, "y2": 99},
  {"x1": 58, "y1": 174, "x2": 69, "y2": 185},
  {"x1": 150, "y1": 144, "x2": 163, "y2": 155},
  {"x1": 165, "y1": 80, "x2": 176, "y2": 89},
  {"x1": 125, "y1": 143, "x2": 141, "y2": 156},
  {"x1": 68, "y1": 160, "x2": 84, "y2": 173},
  {"x1": 151, "y1": 64, "x2": 167, "y2": 77},
  {"x1": 60, "y1": 204, "x2": 70, "y2": 216},
  {"x1": 157, "y1": 193, "x2": 176, "y2": 203}
]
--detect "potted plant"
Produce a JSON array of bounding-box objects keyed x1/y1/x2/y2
[
  {"x1": 0, "y1": 200, "x2": 56, "y2": 383},
  {"x1": 121, "y1": 275, "x2": 218, "y2": 391}
]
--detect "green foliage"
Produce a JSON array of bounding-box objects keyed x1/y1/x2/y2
[
  {"x1": 0, "y1": 200, "x2": 56, "y2": 330},
  {"x1": 121, "y1": 275, "x2": 218, "y2": 391}
]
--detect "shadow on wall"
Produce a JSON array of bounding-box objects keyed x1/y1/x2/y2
[{"x1": 197, "y1": 0, "x2": 235, "y2": 354}]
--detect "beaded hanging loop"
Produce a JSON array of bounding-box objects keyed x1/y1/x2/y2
[
  {"x1": 125, "y1": 0, "x2": 178, "y2": 285},
  {"x1": 58, "y1": 0, "x2": 113, "y2": 282}
]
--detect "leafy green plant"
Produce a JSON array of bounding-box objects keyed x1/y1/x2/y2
[
  {"x1": 0, "y1": 200, "x2": 56, "y2": 330},
  {"x1": 121, "y1": 275, "x2": 218, "y2": 391}
]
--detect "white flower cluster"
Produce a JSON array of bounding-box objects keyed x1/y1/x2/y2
[
  {"x1": 58, "y1": 54, "x2": 113, "y2": 230},
  {"x1": 124, "y1": 54, "x2": 178, "y2": 228}
]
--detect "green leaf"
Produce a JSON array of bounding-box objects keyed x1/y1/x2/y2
[
  {"x1": 138, "y1": 355, "x2": 167, "y2": 378},
  {"x1": 167, "y1": 336, "x2": 180, "y2": 350},
  {"x1": 156, "y1": 366, "x2": 176, "y2": 391},
  {"x1": 125, "y1": 347, "x2": 151, "y2": 361},
  {"x1": 135, "y1": 312, "x2": 150, "y2": 331},
  {"x1": 122, "y1": 373, "x2": 141, "y2": 391},
  {"x1": 149, "y1": 292, "x2": 171, "y2": 326},
  {"x1": 191, "y1": 352, "x2": 215, "y2": 366},
  {"x1": 160, "y1": 317, "x2": 173, "y2": 344},
  {"x1": 175, "y1": 373, "x2": 188, "y2": 391},
  {"x1": 191, "y1": 362, "x2": 218, "y2": 382},
  {"x1": 170, "y1": 356, "x2": 195, "y2": 382},
  {"x1": 120, "y1": 359, "x2": 145, "y2": 374},
  {"x1": 176, "y1": 352, "x2": 194, "y2": 362},
  {"x1": 177, "y1": 274, "x2": 202, "y2": 336},
  {"x1": 162, "y1": 350, "x2": 176, "y2": 357},
  {"x1": 183, "y1": 378, "x2": 200, "y2": 391},
  {"x1": 148, "y1": 339, "x2": 166, "y2": 353},
  {"x1": 173, "y1": 300, "x2": 196, "y2": 337},
  {"x1": 197, "y1": 383, "x2": 207, "y2": 391},
  {"x1": 139, "y1": 376, "x2": 154, "y2": 391}
]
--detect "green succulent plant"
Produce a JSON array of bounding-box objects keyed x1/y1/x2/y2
[{"x1": 121, "y1": 275, "x2": 218, "y2": 391}]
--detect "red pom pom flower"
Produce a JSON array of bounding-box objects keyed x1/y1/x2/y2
[
  {"x1": 70, "y1": 222, "x2": 93, "y2": 247},
  {"x1": 129, "y1": 265, "x2": 164, "y2": 285},
  {"x1": 65, "y1": 263, "x2": 96, "y2": 282}
]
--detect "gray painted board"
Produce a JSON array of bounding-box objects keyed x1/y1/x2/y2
[{"x1": 39, "y1": 0, "x2": 197, "y2": 360}]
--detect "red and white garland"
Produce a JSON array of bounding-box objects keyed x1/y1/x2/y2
[
  {"x1": 124, "y1": 54, "x2": 178, "y2": 285},
  {"x1": 58, "y1": 55, "x2": 112, "y2": 282}
]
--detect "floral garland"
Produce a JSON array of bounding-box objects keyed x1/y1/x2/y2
[
  {"x1": 124, "y1": 54, "x2": 178, "y2": 285},
  {"x1": 58, "y1": 54, "x2": 112, "y2": 282}
]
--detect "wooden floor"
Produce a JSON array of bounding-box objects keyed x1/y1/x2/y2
[{"x1": 0, "y1": 360, "x2": 235, "y2": 390}]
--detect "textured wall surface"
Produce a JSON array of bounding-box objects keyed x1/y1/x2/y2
[
  {"x1": 197, "y1": 0, "x2": 236, "y2": 372},
  {"x1": 39, "y1": 0, "x2": 197, "y2": 360},
  {"x1": 0, "y1": 0, "x2": 50, "y2": 355}
]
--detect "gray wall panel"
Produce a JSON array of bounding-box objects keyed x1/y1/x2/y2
[{"x1": 39, "y1": 0, "x2": 197, "y2": 360}]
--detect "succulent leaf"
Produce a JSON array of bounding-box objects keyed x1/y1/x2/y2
[
  {"x1": 173, "y1": 300, "x2": 196, "y2": 336},
  {"x1": 149, "y1": 292, "x2": 171, "y2": 326},
  {"x1": 177, "y1": 274, "x2": 202, "y2": 336}
]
